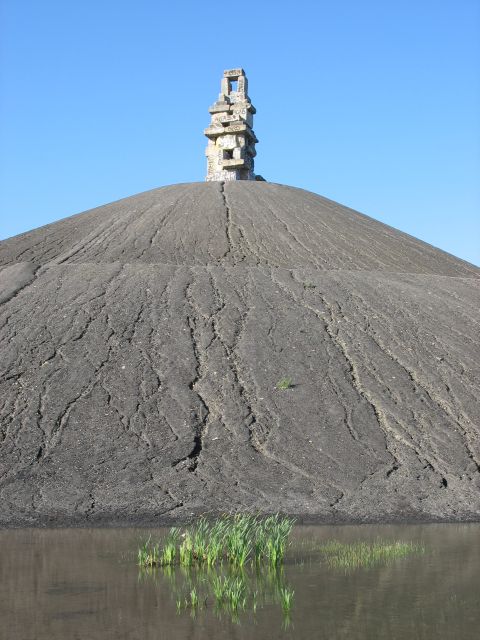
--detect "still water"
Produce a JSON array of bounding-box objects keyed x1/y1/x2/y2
[{"x1": 0, "y1": 524, "x2": 479, "y2": 640}]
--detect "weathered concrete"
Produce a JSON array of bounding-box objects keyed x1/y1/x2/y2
[
  {"x1": 0, "y1": 181, "x2": 479, "y2": 526},
  {"x1": 205, "y1": 69, "x2": 258, "y2": 181}
]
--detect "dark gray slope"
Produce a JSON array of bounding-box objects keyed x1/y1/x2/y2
[
  {"x1": 1, "y1": 182, "x2": 477, "y2": 275},
  {"x1": 0, "y1": 182, "x2": 479, "y2": 526}
]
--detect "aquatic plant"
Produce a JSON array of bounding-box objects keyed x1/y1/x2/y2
[
  {"x1": 224, "y1": 515, "x2": 254, "y2": 567},
  {"x1": 137, "y1": 515, "x2": 296, "y2": 624},
  {"x1": 226, "y1": 576, "x2": 246, "y2": 610},
  {"x1": 137, "y1": 516, "x2": 297, "y2": 624},
  {"x1": 319, "y1": 539, "x2": 425, "y2": 570},
  {"x1": 189, "y1": 587, "x2": 199, "y2": 608},
  {"x1": 252, "y1": 590, "x2": 258, "y2": 613},
  {"x1": 211, "y1": 574, "x2": 226, "y2": 602},
  {"x1": 179, "y1": 533, "x2": 194, "y2": 567},
  {"x1": 136, "y1": 513, "x2": 295, "y2": 569},
  {"x1": 137, "y1": 537, "x2": 159, "y2": 567},
  {"x1": 205, "y1": 537, "x2": 223, "y2": 567},
  {"x1": 251, "y1": 514, "x2": 294, "y2": 566},
  {"x1": 279, "y1": 586, "x2": 295, "y2": 612},
  {"x1": 211, "y1": 575, "x2": 247, "y2": 609},
  {"x1": 144, "y1": 552, "x2": 296, "y2": 625},
  {"x1": 161, "y1": 527, "x2": 179, "y2": 566}
]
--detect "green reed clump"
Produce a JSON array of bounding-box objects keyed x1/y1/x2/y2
[
  {"x1": 136, "y1": 514, "x2": 295, "y2": 569},
  {"x1": 137, "y1": 537, "x2": 159, "y2": 567},
  {"x1": 212, "y1": 575, "x2": 246, "y2": 610},
  {"x1": 179, "y1": 532, "x2": 194, "y2": 567},
  {"x1": 227, "y1": 577, "x2": 246, "y2": 610},
  {"x1": 320, "y1": 539, "x2": 425, "y2": 570},
  {"x1": 147, "y1": 554, "x2": 296, "y2": 624},
  {"x1": 211, "y1": 574, "x2": 226, "y2": 602},
  {"x1": 261, "y1": 515, "x2": 294, "y2": 566},
  {"x1": 205, "y1": 537, "x2": 223, "y2": 567},
  {"x1": 138, "y1": 531, "x2": 181, "y2": 568},
  {"x1": 279, "y1": 586, "x2": 295, "y2": 613},
  {"x1": 175, "y1": 587, "x2": 201, "y2": 613},
  {"x1": 161, "y1": 528, "x2": 179, "y2": 566},
  {"x1": 189, "y1": 587, "x2": 199, "y2": 608},
  {"x1": 224, "y1": 515, "x2": 254, "y2": 567}
]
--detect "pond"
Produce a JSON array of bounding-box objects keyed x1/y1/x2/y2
[{"x1": 1, "y1": 523, "x2": 479, "y2": 639}]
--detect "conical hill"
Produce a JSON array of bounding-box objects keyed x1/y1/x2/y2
[{"x1": 0, "y1": 182, "x2": 479, "y2": 525}]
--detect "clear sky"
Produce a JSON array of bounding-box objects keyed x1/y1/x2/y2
[{"x1": 1, "y1": 0, "x2": 479, "y2": 265}]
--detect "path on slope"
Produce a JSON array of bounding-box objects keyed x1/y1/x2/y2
[{"x1": 0, "y1": 182, "x2": 479, "y2": 525}]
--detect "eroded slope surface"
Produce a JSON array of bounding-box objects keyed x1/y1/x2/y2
[{"x1": 0, "y1": 182, "x2": 479, "y2": 525}]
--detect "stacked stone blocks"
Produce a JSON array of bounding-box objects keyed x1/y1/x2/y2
[{"x1": 205, "y1": 68, "x2": 258, "y2": 181}]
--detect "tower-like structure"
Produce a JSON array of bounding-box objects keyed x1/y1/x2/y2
[{"x1": 204, "y1": 68, "x2": 258, "y2": 181}]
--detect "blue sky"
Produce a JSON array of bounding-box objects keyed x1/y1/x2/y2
[{"x1": 1, "y1": 0, "x2": 479, "y2": 265}]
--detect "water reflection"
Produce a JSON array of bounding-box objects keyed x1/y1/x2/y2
[
  {"x1": 139, "y1": 562, "x2": 295, "y2": 625},
  {"x1": 0, "y1": 524, "x2": 479, "y2": 639}
]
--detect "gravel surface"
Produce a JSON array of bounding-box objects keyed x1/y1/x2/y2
[{"x1": 0, "y1": 181, "x2": 479, "y2": 526}]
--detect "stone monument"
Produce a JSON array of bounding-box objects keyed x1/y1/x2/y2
[{"x1": 204, "y1": 68, "x2": 258, "y2": 181}]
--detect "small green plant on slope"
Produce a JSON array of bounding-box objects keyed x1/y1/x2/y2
[{"x1": 276, "y1": 377, "x2": 293, "y2": 390}]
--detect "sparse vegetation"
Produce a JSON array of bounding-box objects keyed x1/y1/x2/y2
[
  {"x1": 303, "y1": 282, "x2": 316, "y2": 289},
  {"x1": 276, "y1": 377, "x2": 293, "y2": 390},
  {"x1": 319, "y1": 539, "x2": 425, "y2": 570}
]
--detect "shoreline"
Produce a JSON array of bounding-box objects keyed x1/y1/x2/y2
[{"x1": 2, "y1": 511, "x2": 480, "y2": 529}]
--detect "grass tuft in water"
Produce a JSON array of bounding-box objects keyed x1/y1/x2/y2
[
  {"x1": 279, "y1": 586, "x2": 294, "y2": 612},
  {"x1": 137, "y1": 536, "x2": 159, "y2": 567},
  {"x1": 137, "y1": 514, "x2": 295, "y2": 569},
  {"x1": 319, "y1": 539, "x2": 425, "y2": 570},
  {"x1": 179, "y1": 533, "x2": 194, "y2": 567},
  {"x1": 161, "y1": 528, "x2": 179, "y2": 566},
  {"x1": 145, "y1": 554, "x2": 295, "y2": 624},
  {"x1": 212, "y1": 575, "x2": 247, "y2": 609},
  {"x1": 137, "y1": 514, "x2": 296, "y2": 623},
  {"x1": 189, "y1": 587, "x2": 199, "y2": 608}
]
